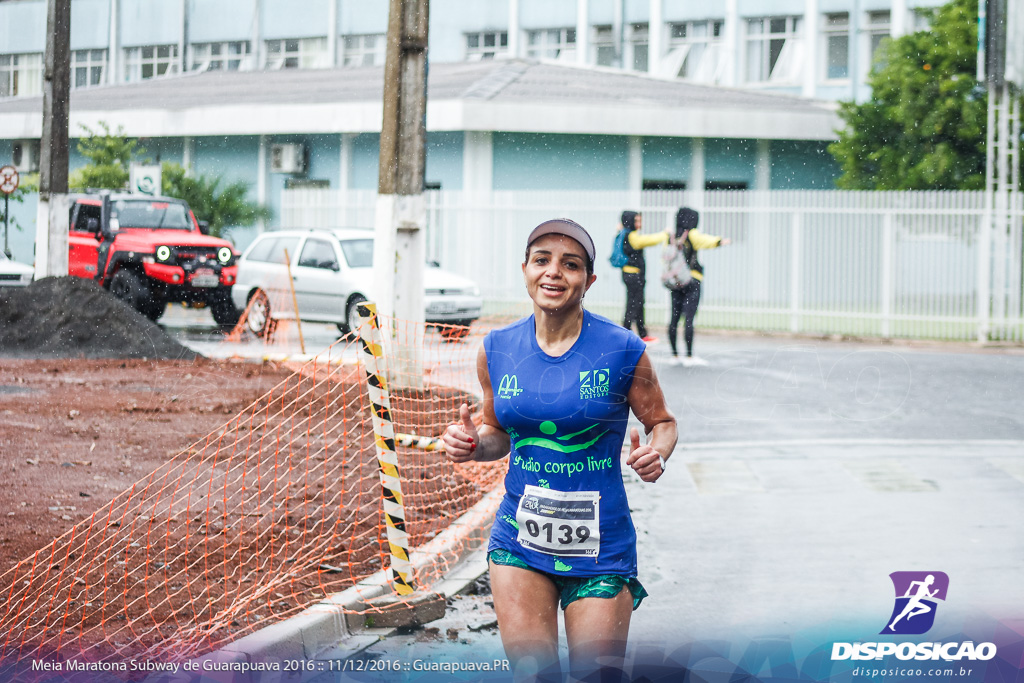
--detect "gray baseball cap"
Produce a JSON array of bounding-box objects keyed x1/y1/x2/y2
[{"x1": 526, "y1": 218, "x2": 596, "y2": 263}]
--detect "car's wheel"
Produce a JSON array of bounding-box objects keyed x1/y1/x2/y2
[
  {"x1": 109, "y1": 269, "x2": 151, "y2": 316},
  {"x1": 209, "y1": 292, "x2": 240, "y2": 329},
  {"x1": 339, "y1": 294, "x2": 368, "y2": 338},
  {"x1": 246, "y1": 289, "x2": 272, "y2": 337},
  {"x1": 142, "y1": 300, "x2": 166, "y2": 322}
]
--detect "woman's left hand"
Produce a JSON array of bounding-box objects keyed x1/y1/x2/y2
[{"x1": 625, "y1": 427, "x2": 665, "y2": 483}]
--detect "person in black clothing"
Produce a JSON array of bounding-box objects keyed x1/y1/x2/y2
[
  {"x1": 618, "y1": 210, "x2": 669, "y2": 341},
  {"x1": 667, "y1": 207, "x2": 730, "y2": 366}
]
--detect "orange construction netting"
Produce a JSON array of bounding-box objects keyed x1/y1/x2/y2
[{"x1": 0, "y1": 314, "x2": 505, "y2": 669}]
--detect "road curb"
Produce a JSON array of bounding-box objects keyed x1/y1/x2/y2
[{"x1": 149, "y1": 487, "x2": 502, "y2": 682}]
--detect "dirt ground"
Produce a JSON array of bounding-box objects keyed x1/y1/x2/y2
[{"x1": 0, "y1": 358, "x2": 297, "y2": 577}]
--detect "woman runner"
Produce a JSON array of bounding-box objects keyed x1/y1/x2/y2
[{"x1": 442, "y1": 218, "x2": 678, "y2": 681}]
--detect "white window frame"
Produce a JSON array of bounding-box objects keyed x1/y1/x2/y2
[
  {"x1": 667, "y1": 19, "x2": 724, "y2": 81},
  {"x1": 629, "y1": 23, "x2": 649, "y2": 72},
  {"x1": 866, "y1": 10, "x2": 892, "y2": 68},
  {"x1": 124, "y1": 44, "x2": 179, "y2": 82},
  {"x1": 592, "y1": 25, "x2": 616, "y2": 67},
  {"x1": 0, "y1": 52, "x2": 43, "y2": 97},
  {"x1": 190, "y1": 41, "x2": 251, "y2": 72},
  {"x1": 341, "y1": 34, "x2": 385, "y2": 67},
  {"x1": 525, "y1": 27, "x2": 576, "y2": 60},
  {"x1": 265, "y1": 37, "x2": 329, "y2": 70},
  {"x1": 72, "y1": 49, "x2": 107, "y2": 89},
  {"x1": 465, "y1": 31, "x2": 508, "y2": 61},
  {"x1": 745, "y1": 16, "x2": 803, "y2": 84},
  {"x1": 822, "y1": 13, "x2": 850, "y2": 81}
]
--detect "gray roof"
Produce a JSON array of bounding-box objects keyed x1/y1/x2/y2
[{"x1": 0, "y1": 59, "x2": 833, "y2": 116}]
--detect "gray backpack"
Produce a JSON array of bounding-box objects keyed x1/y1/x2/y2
[{"x1": 661, "y1": 246, "x2": 692, "y2": 290}]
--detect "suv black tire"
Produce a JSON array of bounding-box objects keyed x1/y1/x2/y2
[
  {"x1": 209, "y1": 292, "x2": 240, "y2": 329},
  {"x1": 142, "y1": 300, "x2": 167, "y2": 322},
  {"x1": 109, "y1": 269, "x2": 151, "y2": 316}
]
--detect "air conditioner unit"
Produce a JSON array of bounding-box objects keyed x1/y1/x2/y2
[
  {"x1": 270, "y1": 143, "x2": 307, "y2": 174},
  {"x1": 12, "y1": 140, "x2": 40, "y2": 173}
]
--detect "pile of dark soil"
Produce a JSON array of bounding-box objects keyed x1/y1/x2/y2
[{"x1": 0, "y1": 277, "x2": 196, "y2": 359}]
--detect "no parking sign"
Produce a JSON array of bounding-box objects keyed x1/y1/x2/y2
[
  {"x1": 0, "y1": 165, "x2": 18, "y2": 195},
  {"x1": 1, "y1": 164, "x2": 18, "y2": 257}
]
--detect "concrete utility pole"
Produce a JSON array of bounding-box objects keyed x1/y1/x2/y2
[
  {"x1": 978, "y1": 0, "x2": 1022, "y2": 343},
  {"x1": 35, "y1": 0, "x2": 71, "y2": 280},
  {"x1": 373, "y1": 0, "x2": 428, "y2": 387}
]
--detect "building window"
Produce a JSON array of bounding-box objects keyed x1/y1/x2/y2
[
  {"x1": 72, "y1": 49, "x2": 107, "y2": 88},
  {"x1": 124, "y1": 45, "x2": 179, "y2": 81},
  {"x1": 0, "y1": 53, "x2": 43, "y2": 97},
  {"x1": 668, "y1": 20, "x2": 724, "y2": 81},
  {"x1": 266, "y1": 37, "x2": 329, "y2": 69},
  {"x1": 745, "y1": 16, "x2": 803, "y2": 83},
  {"x1": 593, "y1": 26, "x2": 616, "y2": 66},
  {"x1": 911, "y1": 9, "x2": 932, "y2": 32},
  {"x1": 643, "y1": 180, "x2": 687, "y2": 191},
  {"x1": 823, "y1": 13, "x2": 849, "y2": 80},
  {"x1": 629, "y1": 23, "x2": 649, "y2": 72},
  {"x1": 526, "y1": 28, "x2": 576, "y2": 60},
  {"x1": 191, "y1": 41, "x2": 251, "y2": 72},
  {"x1": 867, "y1": 11, "x2": 891, "y2": 66},
  {"x1": 465, "y1": 31, "x2": 508, "y2": 61},
  {"x1": 706, "y1": 180, "x2": 748, "y2": 190},
  {"x1": 341, "y1": 34, "x2": 385, "y2": 67}
]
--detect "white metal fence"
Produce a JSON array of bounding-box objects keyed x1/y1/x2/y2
[{"x1": 281, "y1": 189, "x2": 1024, "y2": 343}]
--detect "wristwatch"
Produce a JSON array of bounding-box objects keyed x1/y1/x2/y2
[{"x1": 658, "y1": 454, "x2": 668, "y2": 471}]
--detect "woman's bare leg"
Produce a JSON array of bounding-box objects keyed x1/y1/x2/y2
[
  {"x1": 563, "y1": 588, "x2": 633, "y2": 681},
  {"x1": 489, "y1": 560, "x2": 562, "y2": 682}
]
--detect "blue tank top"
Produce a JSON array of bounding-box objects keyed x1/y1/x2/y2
[{"x1": 485, "y1": 310, "x2": 647, "y2": 577}]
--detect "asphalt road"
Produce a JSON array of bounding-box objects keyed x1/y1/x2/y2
[{"x1": 163, "y1": 312, "x2": 1024, "y2": 682}]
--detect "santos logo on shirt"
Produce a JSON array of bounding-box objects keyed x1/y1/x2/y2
[
  {"x1": 579, "y1": 369, "x2": 610, "y2": 400},
  {"x1": 497, "y1": 374, "x2": 523, "y2": 399}
]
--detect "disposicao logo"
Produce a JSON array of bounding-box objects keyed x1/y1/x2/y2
[
  {"x1": 881, "y1": 571, "x2": 948, "y2": 635},
  {"x1": 831, "y1": 572, "x2": 997, "y2": 663}
]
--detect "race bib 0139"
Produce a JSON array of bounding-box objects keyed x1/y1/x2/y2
[{"x1": 515, "y1": 485, "x2": 600, "y2": 557}]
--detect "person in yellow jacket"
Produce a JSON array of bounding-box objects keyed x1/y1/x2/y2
[
  {"x1": 667, "y1": 207, "x2": 731, "y2": 366},
  {"x1": 618, "y1": 210, "x2": 670, "y2": 341}
]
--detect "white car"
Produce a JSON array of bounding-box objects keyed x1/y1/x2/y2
[
  {"x1": 0, "y1": 252, "x2": 33, "y2": 287},
  {"x1": 231, "y1": 229, "x2": 483, "y2": 337}
]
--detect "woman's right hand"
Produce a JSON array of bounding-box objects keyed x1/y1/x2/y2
[{"x1": 442, "y1": 403, "x2": 480, "y2": 463}]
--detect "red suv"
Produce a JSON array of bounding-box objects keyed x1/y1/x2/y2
[{"x1": 68, "y1": 192, "x2": 240, "y2": 325}]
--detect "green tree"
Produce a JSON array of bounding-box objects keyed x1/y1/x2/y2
[
  {"x1": 65, "y1": 122, "x2": 270, "y2": 237},
  {"x1": 68, "y1": 122, "x2": 144, "y2": 190},
  {"x1": 161, "y1": 163, "x2": 271, "y2": 238},
  {"x1": 829, "y1": 0, "x2": 993, "y2": 190}
]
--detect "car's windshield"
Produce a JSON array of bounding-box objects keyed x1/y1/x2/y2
[
  {"x1": 112, "y1": 200, "x2": 193, "y2": 230},
  {"x1": 339, "y1": 239, "x2": 373, "y2": 268}
]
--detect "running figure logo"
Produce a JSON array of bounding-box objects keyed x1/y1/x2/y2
[{"x1": 881, "y1": 571, "x2": 949, "y2": 635}]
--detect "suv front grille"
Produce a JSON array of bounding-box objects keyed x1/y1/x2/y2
[{"x1": 176, "y1": 250, "x2": 218, "y2": 261}]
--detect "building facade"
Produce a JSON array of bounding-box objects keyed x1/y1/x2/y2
[
  {"x1": 0, "y1": 0, "x2": 945, "y2": 101},
  {"x1": 0, "y1": 0, "x2": 945, "y2": 261}
]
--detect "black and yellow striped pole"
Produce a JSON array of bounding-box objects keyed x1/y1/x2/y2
[{"x1": 356, "y1": 302, "x2": 415, "y2": 595}]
